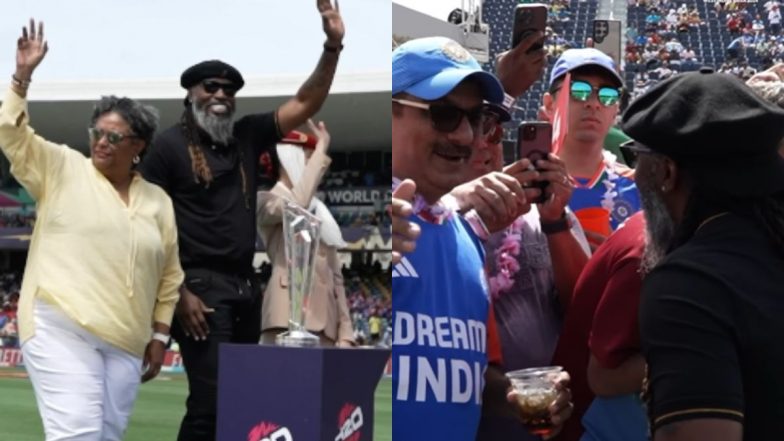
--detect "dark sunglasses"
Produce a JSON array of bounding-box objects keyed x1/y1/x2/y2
[
  {"x1": 559, "y1": 80, "x2": 622, "y2": 106},
  {"x1": 392, "y1": 98, "x2": 497, "y2": 135},
  {"x1": 88, "y1": 127, "x2": 139, "y2": 145},
  {"x1": 202, "y1": 80, "x2": 238, "y2": 97},
  {"x1": 619, "y1": 140, "x2": 654, "y2": 168}
]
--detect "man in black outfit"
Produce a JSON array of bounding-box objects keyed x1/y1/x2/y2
[
  {"x1": 620, "y1": 69, "x2": 784, "y2": 441},
  {"x1": 138, "y1": 1, "x2": 345, "y2": 439}
]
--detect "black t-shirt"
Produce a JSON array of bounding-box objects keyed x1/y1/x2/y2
[
  {"x1": 641, "y1": 213, "x2": 784, "y2": 439},
  {"x1": 138, "y1": 112, "x2": 281, "y2": 275}
]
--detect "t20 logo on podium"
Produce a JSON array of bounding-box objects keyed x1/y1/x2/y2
[
  {"x1": 247, "y1": 421, "x2": 293, "y2": 441},
  {"x1": 335, "y1": 403, "x2": 364, "y2": 441}
]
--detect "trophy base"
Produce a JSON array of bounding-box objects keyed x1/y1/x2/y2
[{"x1": 276, "y1": 329, "x2": 320, "y2": 347}]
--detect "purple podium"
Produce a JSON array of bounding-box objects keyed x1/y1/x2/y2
[{"x1": 217, "y1": 344, "x2": 390, "y2": 441}]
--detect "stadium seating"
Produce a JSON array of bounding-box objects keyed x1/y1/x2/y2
[{"x1": 483, "y1": 0, "x2": 599, "y2": 131}]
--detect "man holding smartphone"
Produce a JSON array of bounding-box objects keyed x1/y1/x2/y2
[{"x1": 391, "y1": 36, "x2": 573, "y2": 441}]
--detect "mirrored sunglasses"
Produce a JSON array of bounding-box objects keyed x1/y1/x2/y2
[
  {"x1": 569, "y1": 80, "x2": 621, "y2": 106},
  {"x1": 87, "y1": 127, "x2": 139, "y2": 145}
]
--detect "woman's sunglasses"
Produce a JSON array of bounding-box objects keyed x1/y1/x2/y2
[
  {"x1": 560, "y1": 80, "x2": 622, "y2": 106},
  {"x1": 392, "y1": 98, "x2": 497, "y2": 135},
  {"x1": 88, "y1": 127, "x2": 139, "y2": 146},
  {"x1": 202, "y1": 80, "x2": 239, "y2": 97}
]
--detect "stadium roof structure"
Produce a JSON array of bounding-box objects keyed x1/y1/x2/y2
[
  {"x1": 393, "y1": 1, "x2": 490, "y2": 62},
  {"x1": 10, "y1": 70, "x2": 390, "y2": 154}
]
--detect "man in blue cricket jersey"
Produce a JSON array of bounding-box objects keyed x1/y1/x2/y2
[
  {"x1": 391, "y1": 36, "x2": 573, "y2": 441},
  {"x1": 541, "y1": 49, "x2": 642, "y2": 249}
]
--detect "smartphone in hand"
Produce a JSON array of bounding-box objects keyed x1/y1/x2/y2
[
  {"x1": 517, "y1": 121, "x2": 553, "y2": 204},
  {"x1": 511, "y1": 4, "x2": 548, "y2": 52}
]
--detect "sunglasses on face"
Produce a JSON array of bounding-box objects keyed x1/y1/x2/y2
[
  {"x1": 562, "y1": 80, "x2": 622, "y2": 106},
  {"x1": 88, "y1": 127, "x2": 139, "y2": 146},
  {"x1": 619, "y1": 140, "x2": 654, "y2": 168},
  {"x1": 202, "y1": 80, "x2": 238, "y2": 97},
  {"x1": 392, "y1": 98, "x2": 497, "y2": 135}
]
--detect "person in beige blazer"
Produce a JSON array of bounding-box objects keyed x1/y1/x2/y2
[{"x1": 257, "y1": 120, "x2": 355, "y2": 347}]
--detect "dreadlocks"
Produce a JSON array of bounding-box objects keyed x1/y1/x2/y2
[
  {"x1": 182, "y1": 109, "x2": 214, "y2": 187},
  {"x1": 180, "y1": 108, "x2": 251, "y2": 209}
]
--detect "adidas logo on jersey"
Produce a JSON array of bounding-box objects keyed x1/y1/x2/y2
[{"x1": 392, "y1": 257, "x2": 419, "y2": 278}]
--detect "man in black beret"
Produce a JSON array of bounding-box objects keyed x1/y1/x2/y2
[
  {"x1": 620, "y1": 69, "x2": 784, "y2": 441},
  {"x1": 137, "y1": 1, "x2": 344, "y2": 440}
]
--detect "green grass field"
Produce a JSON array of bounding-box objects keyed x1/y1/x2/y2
[{"x1": 0, "y1": 370, "x2": 391, "y2": 440}]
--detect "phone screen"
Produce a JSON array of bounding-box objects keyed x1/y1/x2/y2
[{"x1": 517, "y1": 122, "x2": 553, "y2": 203}]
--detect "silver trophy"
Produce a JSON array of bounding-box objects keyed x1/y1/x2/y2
[{"x1": 276, "y1": 201, "x2": 321, "y2": 347}]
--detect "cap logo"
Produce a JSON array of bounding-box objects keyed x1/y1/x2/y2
[{"x1": 441, "y1": 40, "x2": 470, "y2": 63}]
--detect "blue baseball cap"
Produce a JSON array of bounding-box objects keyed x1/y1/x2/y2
[
  {"x1": 392, "y1": 37, "x2": 505, "y2": 104},
  {"x1": 549, "y1": 48, "x2": 624, "y2": 88}
]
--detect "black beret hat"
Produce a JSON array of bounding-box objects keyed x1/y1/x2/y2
[
  {"x1": 621, "y1": 70, "x2": 784, "y2": 196},
  {"x1": 180, "y1": 60, "x2": 245, "y2": 90}
]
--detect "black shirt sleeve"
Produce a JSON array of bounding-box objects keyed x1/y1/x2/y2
[
  {"x1": 640, "y1": 263, "x2": 745, "y2": 432},
  {"x1": 138, "y1": 132, "x2": 175, "y2": 193},
  {"x1": 235, "y1": 111, "x2": 283, "y2": 159}
]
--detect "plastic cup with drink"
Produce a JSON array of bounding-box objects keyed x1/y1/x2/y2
[{"x1": 506, "y1": 366, "x2": 563, "y2": 437}]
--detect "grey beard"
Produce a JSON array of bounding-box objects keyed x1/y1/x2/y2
[
  {"x1": 640, "y1": 187, "x2": 676, "y2": 275},
  {"x1": 192, "y1": 102, "x2": 235, "y2": 145}
]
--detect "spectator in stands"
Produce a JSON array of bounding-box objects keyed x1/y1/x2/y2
[
  {"x1": 677, "y1": 2, "x2": 688, "y2": 15},
  {"x1": 623, "y1": 68, "x2": 784, "y2": 441},
  {"x1": 688, "y1": 7, "x2": 704, "y2": 28},
  {"x1": 727, "y1": 35, "x2": 747, "y2": 60},
  {"x1": 653, "y1": 60, "x2": 675, "y2": 80},
  {"x1": 0, "y1": 316, "x2": 18, "y2": 348},
  {"x1": 769, "y1": 4, "x2": 782, "y2": 35},
  {"x1": 646, "y1": 10, "x2": 662, "y2": 32},
  {"x1": 680, "y1": 45, "x2": 696, "y2": 61},
  {"x1": 666, "y1": 8, "x2": 679, "y2": 28},
  {"x1": 137, "y1": 2, "x2": 344, "y2": 439},
  {"x1": 391, "y1": 37, "x2": 572, "y2": 441},
  {"x1": 368, "y1": 310, "x2": 381, "y2": 345},
  {"x1": 727, "y1": 12, "x2": 742, "y2": 35},
  {"x1": 257, "y1": 125, "x2": 355, "y2": 347},
  {"x1": 753, "y1": 14, "x2": 766, "y2": 35},
  {"x1": 664, "y1": 36, "x2": 684, "y2": 54},
  {"x1": 541, "y1": 49, "x2": 642, "y2": 248},
  {"x1": 0, "y1": 20, "x2": 183, "y2": 441}
]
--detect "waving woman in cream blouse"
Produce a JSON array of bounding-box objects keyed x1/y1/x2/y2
[{"x1": 0, "y1": 20, "x2": 183, "y2": 441}]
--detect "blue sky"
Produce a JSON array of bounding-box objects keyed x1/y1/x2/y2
[{"x1": 0, "y1": 0, "x2": 390, "y2": 81}]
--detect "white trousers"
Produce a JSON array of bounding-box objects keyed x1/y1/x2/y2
[{"x1": 21, "y1": 300, "x2": 143, "y2": 441}]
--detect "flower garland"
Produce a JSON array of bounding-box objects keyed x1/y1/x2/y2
[
  {"x1": 599, "y1": 151, "x2": 620, "y2": 218},
  {"x1": 486, "y1": 152, "x2": 622, "y2": 300},
  {"x1": 487, "y1": 216, "x2": 526, "y2": 300}
]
